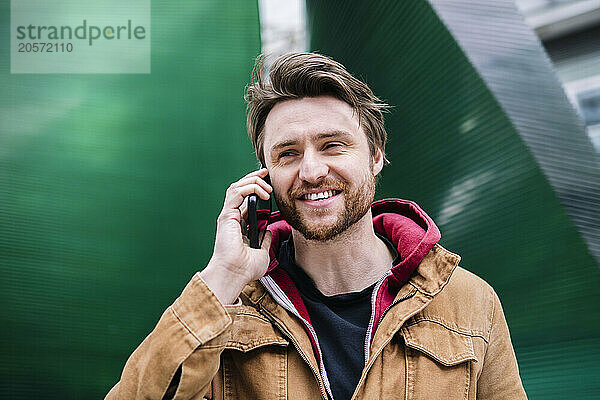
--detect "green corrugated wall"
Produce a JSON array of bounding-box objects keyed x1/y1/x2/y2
[
  {"x1": 1, "y1": 1, "x2": 261, "y2": 398},
  {"x1": 3, "y1": 0, "x2": 600, "y2": 398},
  {"x1": 307, "y1": 1, "x2": 600, "y2": 398}
]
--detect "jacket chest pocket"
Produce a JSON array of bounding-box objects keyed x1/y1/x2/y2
[
  {"x1": 219, "y1": 312, "x2": 290, "y2": 400},
  {"x1": 401, "y1": 320, "x2": 478, "y2": 400}
]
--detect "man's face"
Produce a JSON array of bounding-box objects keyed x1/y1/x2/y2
[{"x1": 263, "y1": 96, "x2": 384, "y2": 241}]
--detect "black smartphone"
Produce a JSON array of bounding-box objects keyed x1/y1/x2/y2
[{"x1": 248, "y1": 172, "x2": 271, "y2": 249}]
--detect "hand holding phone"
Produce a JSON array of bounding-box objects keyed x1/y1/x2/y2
[{"x1": 200, "y1": 168, "x2": 273, "y2": 304}]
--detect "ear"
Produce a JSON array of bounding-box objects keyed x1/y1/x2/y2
[{"x1": 372, "y1": 147, "x2": 384, "y2": 176}]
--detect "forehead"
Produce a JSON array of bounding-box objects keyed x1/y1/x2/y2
[{"x1": 263, "y1": 96, "x2": 362, "y2": 150}]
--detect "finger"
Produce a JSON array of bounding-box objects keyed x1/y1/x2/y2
[
  {"x1": 240, "y1": 167, "x2": 269, "y2": 181},
  {"x1": 224, "y1": 183, "x2": 271, "y2": 210},
  {"x1": 218, "y1": 169, "x2": 270, "y2": 223},
  {"x1": 261, "y1": 230, "x2": 272, "y2": 252},
  {"x1": 232, "y1": 176, "x2": 273, "y2": 194},
  {"x1": 240, "y1": 196, "x2": 249, "y2": 217},
  {"x1": 240, "y1": 215, "x2": 248, "y2": 236},
  {"x1": 240, "y1": 196, "x2": 248, "y2": 234}
]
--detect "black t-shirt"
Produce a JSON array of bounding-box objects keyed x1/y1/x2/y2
[{"x1": 278, "y1": 235, "x2": 398, "y2": 400}]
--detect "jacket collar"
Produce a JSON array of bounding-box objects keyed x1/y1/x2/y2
[
  {"x1": 407, "y1": 244, "x2": 460, "y2": 297},
  {"x1": 242, "y1": 244, "x2": 461, "y2": 310},
  {"x1": 242, "y1": 243, "x2": 461, "y2": 337}
]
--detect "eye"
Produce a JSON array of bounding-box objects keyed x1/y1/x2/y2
[
  {"x1": 279, "y1": 150, "x2": 296, "y2": 159},
  {"x1": 323, "y1": 142, "x2": 344, "y2": 150}
]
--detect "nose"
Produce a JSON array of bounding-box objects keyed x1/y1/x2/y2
[{"x1": 298, "y1": 149, "x2": 328, "y2": 183}]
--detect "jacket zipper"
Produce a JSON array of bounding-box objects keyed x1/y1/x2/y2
[
  {"x1": 259, "y1": 275, "x2": 416, "y2": 400},
  {"x1": 376, "y1": 289, "x2": 417, "y2": 328},
  {"x1": 259, "y1": 276, "x2": 334, "y2": 400},
  {"x1": 351, "y1": 288, "x2": 418, "y2": 400},
  {"x1": 363, "y1": 271, "x2": 392, "y2": 363},
  {"x1": 258, "y1": 307, "x2": 330, "y2": 400}
]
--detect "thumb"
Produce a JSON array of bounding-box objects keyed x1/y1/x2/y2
[{"x1": 261, "y1": 230, "x2": 273, "y2": 253}]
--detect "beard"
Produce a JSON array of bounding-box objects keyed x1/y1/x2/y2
[{"x1": 274, "y1": 171, "x2": 376, "y2": 242}]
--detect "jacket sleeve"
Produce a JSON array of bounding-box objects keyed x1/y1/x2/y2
[
  {"x1": 477, "y1": 290, "x2": 528, "y2": 399},
  {"x1": 105, "y1": 272, "x2": 240, "y2": 400}
]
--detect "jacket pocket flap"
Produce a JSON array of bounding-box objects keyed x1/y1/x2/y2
[
  {"x1": 401, "y1": 320, "x2": 478, "y2": 366},
  {"x1": 226, "y1": 310, "x2": 289, "y2": 352}
]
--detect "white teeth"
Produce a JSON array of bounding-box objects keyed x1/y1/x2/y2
[{"x1": 305, "y1": 190, "x2": 336, "y2": 200}]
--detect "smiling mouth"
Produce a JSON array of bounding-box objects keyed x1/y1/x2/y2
[{"x1": 299, "y1": 190, "x2": 342, "y2": 201}]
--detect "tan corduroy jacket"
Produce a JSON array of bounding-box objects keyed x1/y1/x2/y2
[{"x1": 106, "y1": 244, "x2": 527, "y2": 400}]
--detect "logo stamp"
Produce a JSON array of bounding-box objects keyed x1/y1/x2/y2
[{"x1": 11, "y1": 0, "x2": 150, "y2": 73}]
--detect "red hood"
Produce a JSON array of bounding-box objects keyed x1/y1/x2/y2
[{"x1": 263, "y1": 198, "x2": 441, "y2": 288}]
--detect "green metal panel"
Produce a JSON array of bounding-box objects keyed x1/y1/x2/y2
[
  {"x1": 1, "y1": 1, "x2": 261, "y2": 399},
  {"x1": 307, "y1": 1, "x2": 600, "y2": 398}
]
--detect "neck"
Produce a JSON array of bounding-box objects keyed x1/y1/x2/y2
[{"x1": 291, "y1": 210, "x2": 395, "y2": 296}]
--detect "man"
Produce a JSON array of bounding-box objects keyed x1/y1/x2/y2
[{"x1": 106, "y1": 52, "x2": 527, "y2": 400}]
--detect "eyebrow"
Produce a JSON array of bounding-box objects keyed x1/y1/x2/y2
[{"x1": 270, "y1": 130, "x2": 354, "y2": 154}]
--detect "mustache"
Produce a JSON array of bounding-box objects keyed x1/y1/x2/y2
[{"x1": 288, "y1": 179, "x2": 347, "y2": 198}]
